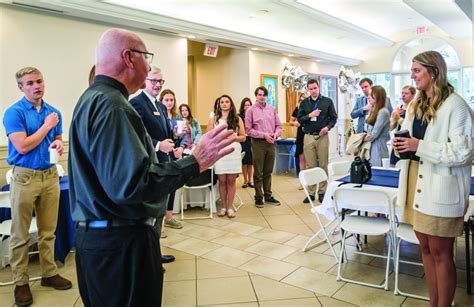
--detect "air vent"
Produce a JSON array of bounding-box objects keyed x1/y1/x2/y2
[
  {"x1": 149, "y1": 28, "x2": 180, "y2": 36},
  {"x1": 12, "y1": 2, "x2": 64, "y2": 14},
  {"x1": 205, "y1": 40, "x2": 246, "y2": 49}
]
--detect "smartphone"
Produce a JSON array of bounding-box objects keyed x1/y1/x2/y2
[{"x1": 394, "y1": 129, "x2": 410, "y2": 138}]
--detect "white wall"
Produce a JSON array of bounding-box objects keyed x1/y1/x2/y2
[{"x1": 0, "y1": 6, "x2": 188, "y2": 145}]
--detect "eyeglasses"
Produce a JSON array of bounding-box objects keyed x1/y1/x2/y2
[
  {"x1": 130, "y1": 49, "x2": 154, "y2": 65},
  {"x1": 146, "y1": 79, "x2": 165, "y2": 85}
]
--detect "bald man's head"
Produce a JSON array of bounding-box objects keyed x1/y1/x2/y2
[{"x1": 95, "y1": 28, "x2": 150, "y2": 94}]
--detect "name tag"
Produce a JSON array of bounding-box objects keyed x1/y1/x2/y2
[{"x1": 153, "y1": 111, "x2": 161, "y2": 116}]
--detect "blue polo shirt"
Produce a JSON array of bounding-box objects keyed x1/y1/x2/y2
[{"x1": 3, "y1": 97, "x2": 63, "y2": 170}]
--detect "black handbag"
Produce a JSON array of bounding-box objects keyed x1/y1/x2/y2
[{"x1": 350, "y1": 156, "x2": 372, "y2": 185}]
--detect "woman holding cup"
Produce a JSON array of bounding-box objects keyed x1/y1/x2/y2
[
  {"x1": 207, "y1": 95, "x2": 246, "y2": 218},
  {"x1": 392, "y1": 50, "x2": 472, "y2": 306},
  {"x1": 178, "y1": 104, "x2": 201, "y2": 150}
]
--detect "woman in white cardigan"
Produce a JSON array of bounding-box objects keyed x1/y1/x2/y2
[{"x1": 393, "y1": 50, "x2": 472, "y2": 306}]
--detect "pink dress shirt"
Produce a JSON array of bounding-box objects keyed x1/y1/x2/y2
[{"x1": 245, "y1": 102, "x2": 282, "y2": 139}]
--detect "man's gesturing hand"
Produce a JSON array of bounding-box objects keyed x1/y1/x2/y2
[{"x1": 192, "y1": 123, "x2": 236, "y2": 172}]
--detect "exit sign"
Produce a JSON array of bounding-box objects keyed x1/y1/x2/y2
[{"x1": 203, "y1": 44, "x2": 219, "y2": 57}]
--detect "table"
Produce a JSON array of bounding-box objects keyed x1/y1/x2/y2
[
  {"x1": 1, "y1": 176, "x2": 74, "y2": 264},
  {"x1": 319, "y1": 167, "x2": 474, "y2": 294},
  {"x1": 274, "y1": 138, "x2": 297, "y2": 173}
]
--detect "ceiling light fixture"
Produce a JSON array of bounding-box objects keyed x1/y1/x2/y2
[
  {"x1": 251, "y1": 47, "x2": 259, "y2": 50},
  {"x1": 187, "y1": 35, "x2": 196, "y2": 39},
  {"x1": 288, "y1": 54, "x2": 294, "y2": 57}
]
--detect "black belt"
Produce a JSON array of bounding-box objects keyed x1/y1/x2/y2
[
  {"x1": 76, "y1": 218, "x2": 155, "y2": 229},
  {"x1": 305, "y1": 132, "x2": 321, "y2": 136}
]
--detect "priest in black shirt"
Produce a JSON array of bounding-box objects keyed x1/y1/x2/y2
[{"x1": 68, "y1": 28, "x2": 235, "y2": 307}]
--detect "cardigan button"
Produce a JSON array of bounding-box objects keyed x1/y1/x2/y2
[
  {"x1": 420, "y1": 161, "x2": 423, "y2": 165},
  {"x1": 419, "y1": 174, "x2": 423, "y2": 179},
  {"x1": 417, "y1": 189, "x2": 421, "y2": 193},
  {"x1": 415, "y1": 204, "x2": 419, "y2": 208}
]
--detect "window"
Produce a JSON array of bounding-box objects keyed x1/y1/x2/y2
[{"x1": 463, "y1": 67, "x2": 474, "y2": 104}]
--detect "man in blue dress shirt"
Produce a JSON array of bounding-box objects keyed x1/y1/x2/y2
[{"x1": 3, "y1": 67, "x2": 72, "y2": 306}]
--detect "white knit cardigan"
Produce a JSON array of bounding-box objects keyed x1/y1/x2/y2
[{"x1": 397, "y1": 93, "x2": 473, "y2": 218}]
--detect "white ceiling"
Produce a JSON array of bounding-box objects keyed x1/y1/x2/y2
[{"x1": 2, "y1": 0, "x2": 472, "y2": 66}]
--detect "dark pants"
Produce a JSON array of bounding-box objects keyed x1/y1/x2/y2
[
  {"x1": 75, "y1": 224, "x2": 163, "y2": 307},
  {"x1": 166, "y1": 190, "x2": 175, "y2": 211},
  {"x1": 251, "y1": 139, "x2": 276, "y2": 200}
]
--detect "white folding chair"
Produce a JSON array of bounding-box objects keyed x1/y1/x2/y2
[
  {"x1": 0, "y1": 191, "x2": 40, "y2": 286},
  {"x1": 334, "y1": 187, "x2": 395, "y2": 290},
  {"x1": 299, "y1": 167, "x2": 339, "y2": 262},
  {"x1": 394, "y1": 223, "x2": 429, "y2": 300},
  {"x1": 180, "y1": 167, "x2": 216, "y2": 220},
  {"x1": 328, "y1": 160, "x2": 351, "y2": 178}
]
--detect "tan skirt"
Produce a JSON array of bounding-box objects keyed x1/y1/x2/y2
[{"x1": 402, "y1": 160, "x2": 464, "y2": 237}]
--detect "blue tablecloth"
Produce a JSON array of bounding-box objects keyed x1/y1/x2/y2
[
  {"x1": 0, "y1": 176, "x2": 74, "y2": 263},
  {"x1": 339, "y1": 168, "x2": 474, "y2": 195}
]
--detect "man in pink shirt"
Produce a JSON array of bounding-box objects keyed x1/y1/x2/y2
[{"x1": 245, "y1": 86, "x2": 282, "y2": 208}]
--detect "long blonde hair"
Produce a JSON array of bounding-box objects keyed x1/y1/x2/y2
[
  {"x1": 365, "y1": 85, "x2": 387, "y2": 126},
  {"x1": 408, "y1": 50, "x2": 453, "y2": 124}
]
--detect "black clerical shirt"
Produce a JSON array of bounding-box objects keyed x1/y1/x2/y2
[{"x1": 68, "y1": 75, "x2": 199, "y2": 221}]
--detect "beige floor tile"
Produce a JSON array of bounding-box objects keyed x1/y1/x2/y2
[
  {"x1": 163, "y1": 280, "x2": 196, "y2": 306},
  {"x1": 401, "y1": 298, "x2": 430, "y2": 306},
  {"x1": 370, "y1": 257, "x2": 424, "y2": 278},
  {"x1": 453, "y1": 286, "x2": 474, "y2": 306},
  {"x1": 239, "y1": 256, "x2": 299, "y2": 281},
  {"x1": 161, "y1": 246, "x2": 196, "y2": 260},
  {"x1": 271, "y1": 224, "x2": 314, "y2": 236},
  {"x1": 186, "y1": 217, "x2": 233, "y2": 228},
  {"x1": 323, "y1": 244, "x2": 375, "y2": 264},
  {"x1": 163, "y1": 259, "x2": 196, "y2": 282},
  {"x1": 245, "y1": 241, "x2": 297, "y2": 260},
  {"x1": 74, "y1": 296, "x2": 84, "y2": 307},
  {"x1": 29, "y1": 289, "x2": 81, "y2": 306},
  {"x1": 250, "y1": 228, "x2": 297, "y2": 244},
  {"x1": 197, "y1": 276, "x2": 257, "y2": 305},
  {"x1": 233, "y1": 216, "x2": 270, "y2": 227},
  {"x1": 284, "y1": 235, "x2": 312, "y2": 249},
  {"x1": 202, "y1": 246, "x2": 258, "y2": 267},
  {"x1": 231, "y1": 206, "x2": 263, "y2": 218},
  {"x1": 165, "y1": 222, "x2": 198, "y2": 234},
  {"x1": 199, "y1": 303, "x2": 259, "y2": 307},
  {"x1": 327, "y1": 261, "x2": 388, "y2": 286},
  {"x1": 317, "y1": 296, "x2": 356, "y2": 306},
  {"x1": 281, "y1": 267, "x2": 344, "y2": 297},
  {"x1": 259, "y1": 297, "x2": 321, "y2": 306},
  {"x1": 170, "y1": 238, "x2": 221, "y2": 256},
  {"x1": 265, "y1": 214, "x2": 304, "y2": 227},
  {"x1": 283, "y1": 250, "x2": 337, "y2": 273},
  {"x1": 160, "y1": 232, "x2": 190, "y2": 248},
  {"x1": 220, "y1": 222, "x2": 263, "y2": 236},
  {"x1": 196, "y1": 259, "x2": 248, "y2": 280},
  {"x1": 0, "y1": 292, "x2": 14, "y2": 306},
  {"x1": 211, "y1": 232, "x2": 261, "y2": 250},
  {"x1": 250, "y1": 275, "x2": 315, "y2": 301},
  {"x1": 180, "y1": 224, "x2": 228, "y2": 241},
  {"x1": 259, "y1": 205, "x2": 295, "y2": 216},
  {"x1": 332, "y1": 283, "x2": 405, "y2": 306}
]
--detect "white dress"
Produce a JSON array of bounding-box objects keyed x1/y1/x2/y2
[{"x1": 214, "y1": 119, "x2": 242, "y2": 175}]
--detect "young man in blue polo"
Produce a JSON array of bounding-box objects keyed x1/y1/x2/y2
[{"x1": 3, "y1": 67, "x2": 71, "y2": 306}]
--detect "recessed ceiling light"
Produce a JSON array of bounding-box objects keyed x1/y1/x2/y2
[
  {"x1": 288, "y1": 54, "x2": 294, "y2": 57},
  {"x1": 251, "y1": 47, "x2": 259, "y2": 51},
  {"x1": 316, "y1": 59, "x2": 323, "y2": 62},
  {"x1": 256, "y1": 9, "x2": 269, "y2": 15},
  {"x1": 187, "y1": 35, "x2": 196, "y2": 39}
]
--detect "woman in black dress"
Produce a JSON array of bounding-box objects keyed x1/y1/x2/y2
[
  {"x1": 290, "y1": 92, "x2": 308, "y2": 189},
  {"x1": 239, "y1": 97, "x2": 254, "y2": 188}
]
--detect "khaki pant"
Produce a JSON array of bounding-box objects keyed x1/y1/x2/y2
[
  {"x1": 251, "y1": 139, "x2": 275, "y2": 200},
  {"x1": 9, "y1": 166, "x2": 59, "y2": 285},
  {"x1": 303, "y1": 134, "x2": 329, "y2": 195}
]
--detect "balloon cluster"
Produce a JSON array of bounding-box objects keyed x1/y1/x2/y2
[
  {"x1": 281, "y1": 63, "x2": 311, "y2": 91},
  {"x1": 338, "y1": 66, "x2": 361, "y2": 96}
]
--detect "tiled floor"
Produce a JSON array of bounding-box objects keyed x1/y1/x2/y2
[{"x1": 1, "y1": 171, "x2": 473, "y2": 306}]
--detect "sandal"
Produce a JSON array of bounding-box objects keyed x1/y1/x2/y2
[
  {"x1": 217, "y1": 208, "x2": 227, "y2": 217},
  {"x1": 242, "y1": 182, "x2": 248, "y2": 188},
  {"x1": 247, "y1": 182, "x2": 254, "y2": 188},
  {"x1": 227, "y1": 208, "x2": 236, "y2": 218}
]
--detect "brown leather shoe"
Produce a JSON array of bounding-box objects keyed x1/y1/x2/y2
[
  {"x1": 41, "y1": 274, "x2": 72, "y2": 290},
  {"x1": 14, "y1": 284, "x2": 33, "y2": 306}
]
